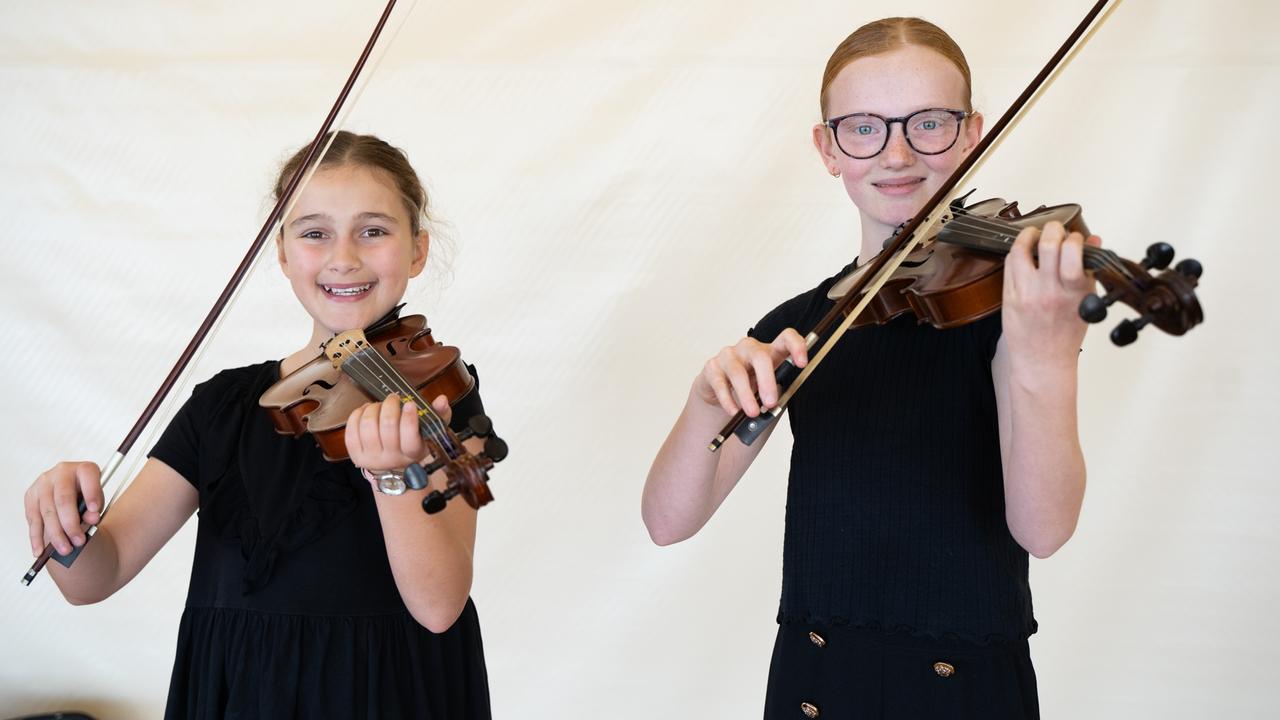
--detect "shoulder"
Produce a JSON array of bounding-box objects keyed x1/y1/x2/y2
[
  {"x1": 150, "y1": 361, "x2": 279, "y2": 483},
  {"x1": 181, "y1": 361, "x2": 280, "y2": 420},
  {"x1": 191, "y1": 361, "x2": 279, "y2": 401},
  {"x1": 196, "y1": 361, "x2": 278, "y2": 393},
  {"x1": 748, "y1": 262, "x2": 853, "y2": 342}
]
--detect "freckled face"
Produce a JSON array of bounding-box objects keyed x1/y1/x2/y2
[
  {"x1": 813, "y1": 45, "x2": 982, "y2": 248},
  {"x1": 277, "y1": 164, "x2": 427, "y2": 342}
]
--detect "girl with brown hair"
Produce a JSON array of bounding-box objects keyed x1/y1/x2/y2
[
  {"x1": 643, "y1": 17, "x2": 1096, "y2": 719},
  {"x1": 25, "y1": 131, "x2": 493, "y2": 719}
]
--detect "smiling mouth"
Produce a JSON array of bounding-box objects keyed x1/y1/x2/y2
[
  {"x1": 321, "y1": 282, "x2": 374, "y2": 297},
  {"x1": 873, "y1": 177, "x2": 925, "y2": 188}
]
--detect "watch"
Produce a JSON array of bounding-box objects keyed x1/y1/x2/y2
[{"x1": 362, "y1": 467, "x2": 407, "y2": 496}]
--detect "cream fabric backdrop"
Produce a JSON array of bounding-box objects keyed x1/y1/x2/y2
[{"x1": 1, "y1": 1, "x2": 1276, "y2": 717}]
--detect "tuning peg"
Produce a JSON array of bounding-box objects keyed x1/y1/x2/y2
[
  {"x1": 456, "y1": 414, "x2": 494, "y2": 441},
  {"x1": 1079, "y1": 290, "x2": 1123, "y2": 323},
  {"x1": 422, "y1": 489, "x2": 450, "y2": 515},
  {"x1": 422, "y1": 484, "x2": 464, "y2": 514},
  {"x1": 404, "y1": 455, "x2": 451, "y2": 490},
  {"x1": 483, "y1": 436, "x2": 509, "y2": 463},
  {"x1": 404, "y1": 464, "x2": 429, "y2": 490},
  {"x1": 1110, "y1": 314, "x2": 1152, "y2": 347},
  {"x1": 456, "y1": 414, "x2": 507, "y2": 462},
  {"x1": 1175, "y1": 258, "x2": 1203, "y2": 279},
  {"x1": 1142, "y1": 242, "x2": 1175, "y2": 270}
]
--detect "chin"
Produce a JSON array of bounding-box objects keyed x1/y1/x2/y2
[{"x1": 313, "y1": 310, "x2": 371, "y2": 337}]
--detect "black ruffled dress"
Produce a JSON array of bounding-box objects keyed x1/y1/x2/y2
[{"x1": 150, "y1": 361, "x2": 490, "y2": 720}]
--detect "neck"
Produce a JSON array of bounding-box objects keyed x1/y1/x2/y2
[{"x1": 859, "y1": 216, "x2": 897, "y2": 264}]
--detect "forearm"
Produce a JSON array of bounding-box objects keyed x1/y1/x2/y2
[
  {"x1": 48, "y1": 525, "x2": 124, "y2": 605},
  {"x1": 374, "y1": 490, "x2": 475, "y2": 633},
  {"x1": 642, "y1": 384, "x2": 765, "y2": 545},
  {"x1": 1003, "y1": 359, "x2": 1086, "y2": 558}
]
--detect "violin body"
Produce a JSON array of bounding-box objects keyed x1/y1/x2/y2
[
  {"x1": 834, "y1": 198, "x2": 1089, "y2": 330},
  {"x1": 260, "y1": 314, "x2": 475, "y2": 462},
  {"x1": 259, "y1": 310, "x2": 507, "y2": 513}
]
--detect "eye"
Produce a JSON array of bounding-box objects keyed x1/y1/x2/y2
[
  {"x1": 360, "y1": 227, "x2": 390, "y2": 239},
  {"x1": 845, "y1": 120, "x2": 884, "y2": 138},
  {"x1": 300, "y1": 229, "x2": 327, "y2": 241},
  {"x1": 918, "y1": 119, "x2": 941, "y2": 131}
]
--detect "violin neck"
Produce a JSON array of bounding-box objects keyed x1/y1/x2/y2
[
  {"x1": 936, "y1": 214, "x2": 1108, "y2": 270},
  {"x1": 936, "y1": 218, "x2": 1016, "y2": 256},
  {"x1": 338, "y1": 347, "x2": 455, "y2": 450}
]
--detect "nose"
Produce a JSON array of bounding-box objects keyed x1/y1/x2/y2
[
  {"x1": 880, "y1": 123, "x2": 915, "y2": 169},
  {"x1": 327, "y1": 235, "x2": 362, "y2": 273}
]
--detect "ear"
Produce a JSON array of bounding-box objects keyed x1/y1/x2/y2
[
  {"x1": 409, "y1": 228, "x2": 429, "y2": 278},
  {"x1": 960, "y1": 111, "x2": 984, "y2": 154},
  {"x1": 812, "y1": 123, "x2": 842, "y2": 175},
  {"x1": 276, "y1": 232, "x2": 288, "y2": 270}
]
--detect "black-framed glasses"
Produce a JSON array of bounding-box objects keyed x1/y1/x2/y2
[{"x1": 824, "y1": 108, "x2": 972, "y2": 159}]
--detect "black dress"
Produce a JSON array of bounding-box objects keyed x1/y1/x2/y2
[
  {"x1": 749, "y1": 264, "x2": 1040, "y2": 719},
  {"x1": 150, "y1": 361, "x2": 491, "y2": 720}
]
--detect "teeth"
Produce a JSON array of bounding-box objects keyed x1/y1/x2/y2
[{"x1": 323, "y1": 283, "x2": 372, "y2": 296}]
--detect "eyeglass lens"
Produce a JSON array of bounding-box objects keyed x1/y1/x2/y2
[{"x1": 834, "y1": 110, "x2": 962, "y2": 159}]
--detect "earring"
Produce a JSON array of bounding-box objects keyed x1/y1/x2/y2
[{"x1": 831, "y1": 169, "x2": 841, "y2": 178}]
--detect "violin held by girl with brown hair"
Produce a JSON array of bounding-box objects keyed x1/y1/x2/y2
[
  {"x1": 23, "y1": 131, "x2": 502, "y2": 719},
  {"x1": 642, "y1": 13, "x2": 1200, "y2": 720}
]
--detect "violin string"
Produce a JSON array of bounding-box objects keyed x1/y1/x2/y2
[
  {"x1": 344, "y1": 347, "x2": 458, "y2": 457},
  {"x1": 943, "y1": 208, "x2": 1119, "y2": 268},
  {"x1": 367, "y1": 349, "x2": 457, "y2": 451},
  {"x1": 942, "y1": 212, "x2": 1135, "y2": 279},
  {"x1": 344, "y1": 353, "x2": 459, "y2": 464},
  {"x1": 939, "y1": 225, "x2": 1133, "y2": 281},
  {"x1": 939, "y1": 221, "x2": 1121, "y2": 270},
  {"x1": 367, "y1": 349, "x2": 459, "y2": 456},
  {"x1": 347, "y1": 350, "x2": 451, "y2": 445}
]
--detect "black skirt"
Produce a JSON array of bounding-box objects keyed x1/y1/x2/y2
[
  {"x1": 166, "y1": 600, "x2": 490, "y2": 720},
  {"x1": 764, "y1": 622, "x2": 1039, "y2": 720}
]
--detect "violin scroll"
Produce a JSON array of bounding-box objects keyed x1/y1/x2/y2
[
  {"x1": 1076, "y1": 240, "x2": 1204, "y2": 346},
  {"x1": 408, "y1": 413, "x2": 509, "y2": 514}
]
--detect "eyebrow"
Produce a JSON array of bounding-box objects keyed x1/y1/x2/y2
[{"x1": 289, "y1": 211, "x2": 401, "y2": 227}]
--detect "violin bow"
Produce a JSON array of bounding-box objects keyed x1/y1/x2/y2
[
  {"x1": 710, "y1": 0, "x2": 1123, "y2": 452},
  {"x1": 23, "y1": 0, "x2": 414, "y2": 585}
]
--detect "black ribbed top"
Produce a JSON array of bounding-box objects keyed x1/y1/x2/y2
[{"x1": 749, "y1": 263, "x2": 1036, "y2": 642}]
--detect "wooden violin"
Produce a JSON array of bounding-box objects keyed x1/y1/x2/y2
[
  {"x1": 261, "y1": 307, "x2": 508, "y2": 514},
  {"x1": 830, "y1": 195, "x2": 1203, "y2": 341}
]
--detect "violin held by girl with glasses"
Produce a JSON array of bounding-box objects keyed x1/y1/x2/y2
[
  {"x1": 826, "y1": 192, "x2": 1203, "y2": 339},
  {"x1": 713, "y1": 193, "x2": 1205, "y2": 451}
]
